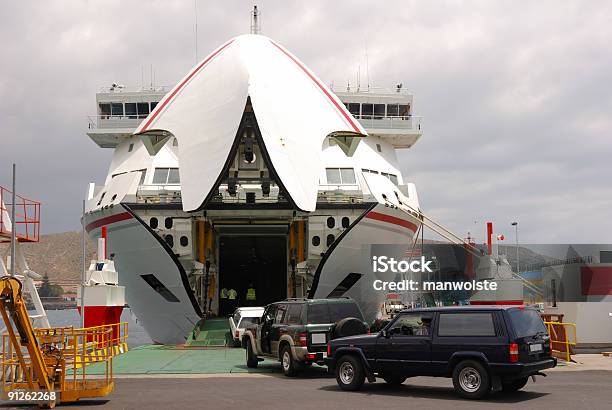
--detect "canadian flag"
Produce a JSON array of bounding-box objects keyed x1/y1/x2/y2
[{"x1": 497, "y1": 234, "x2": 505, "y2": 241}]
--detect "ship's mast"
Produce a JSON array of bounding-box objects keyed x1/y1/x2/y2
[{"x1": 250, "y1": 5, "x2": 260, "y2": 34}]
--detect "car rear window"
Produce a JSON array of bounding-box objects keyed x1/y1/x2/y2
[
  {"x1": 438, "y1": 313, "x2": 496, "y2": 337},
  {"x1": 508, "y1": 308, "x2": 547, "y2": 338},
  {"x1": 306, "y1": 302, "x2": 364, "y2": 324},
  {"x1": 238, "y1": 317, "x2": 257, "y2": 328},
  {"x1": 329, "y1": 302, "x2": 364, "y2": 322},
  {"x1": 307, "y1": 304, "x2": 330, "y2": 324}
]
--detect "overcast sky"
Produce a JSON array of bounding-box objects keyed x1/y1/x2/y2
[{"x1": 1, "y1": 0, "x2": 610, "y2": 243}]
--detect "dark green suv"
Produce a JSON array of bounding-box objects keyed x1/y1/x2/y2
[{"x1": 242, "y1": 298, "x2": 368, "y2": 376}]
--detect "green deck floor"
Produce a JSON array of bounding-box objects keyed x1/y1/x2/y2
[
  {"x1": 185, "y1": 317, "x2": 230, "y2": 347},
  {"x1": 86, "y1": 344, "x2": 279, "y2": 375}
]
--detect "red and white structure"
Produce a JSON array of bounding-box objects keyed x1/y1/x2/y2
[{"x1": 77, "y1": 226, "x2": 125, "y2": 337}]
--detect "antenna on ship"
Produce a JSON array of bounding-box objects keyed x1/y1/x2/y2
[{"x1": 251, "y1": 5, "x2": 261, "y2": 34}]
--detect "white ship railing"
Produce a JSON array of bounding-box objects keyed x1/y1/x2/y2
[
  {"x1": 331, "y1": 85, "x2": 414, "y2": 95},
  {"x1": 87, "y1": 115, "x2": 145, "y2": 130},
  {"x1": 97, "y1": 85, "x2": 169, "y2": 94},
  {"x1": 136, "y1": 184, "x2": 181, "y2": 203},
  {"x1": 355, "y1": 115, "x2": 423, "y2": 131}
]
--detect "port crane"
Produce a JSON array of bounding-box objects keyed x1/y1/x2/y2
[{"x1": 1, "y1": 276, "x2": 114, "y2": 407}]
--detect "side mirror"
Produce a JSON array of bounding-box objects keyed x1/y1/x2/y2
[{"x1": 381, "y1": 329, "x2": 390, "y2": 338}]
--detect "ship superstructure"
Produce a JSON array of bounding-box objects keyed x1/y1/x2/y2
[{"x1": 84, "y1": 34, "x2": 423, "y2": 343}]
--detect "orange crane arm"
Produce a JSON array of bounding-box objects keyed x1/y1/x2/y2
[{"x1": 0, "y1": 276, "x2": 53, "y2": 391}]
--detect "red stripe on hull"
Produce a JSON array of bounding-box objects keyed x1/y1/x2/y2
[
  {"x1": 140, "y1": 39, "x2": 235, "y2": 132},
  {"x1": 365, "y1": 211, "x2": 418, "y2": 233},
  {"x1": 85, "y1": 212, "x2": 133, "y2": 233}
]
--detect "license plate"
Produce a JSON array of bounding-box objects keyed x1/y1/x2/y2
[
  {"x1": 529, "y1": 343, "x2": 543, "y2": 352},
  {"x1": 311, "y1": 333, "x2": 326, "y2": 344}
]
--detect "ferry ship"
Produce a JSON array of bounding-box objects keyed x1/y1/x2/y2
[{"x1": 83, "y1": 34, "x2": 424, "y2": 344}]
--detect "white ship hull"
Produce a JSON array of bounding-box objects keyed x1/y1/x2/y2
[{"x1": 85, "y1": 203, "x2": 418, "y2": 344}]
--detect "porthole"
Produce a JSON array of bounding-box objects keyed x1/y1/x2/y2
[
  {"x1": 165, "y1": 217, "x2": 173, "y2": 229},
  {"x1": 312, "y1": 236, "x2": 321, "y2": 246},
  {"x1": 164, "y1": 234, "x2": 174, "y2": 248},
  {"x1": 180, "y1": 235, "x2": 189, "y2": 247},
  {"x1": 341, "y1": 217, "x2": 350, "y2": 228},
  {"x1": 150, "y1": 217, "x2": 158, "y2": 229},
  {"x1": 326, "y1": 217, "x2": 335, "y2": 229},
  {"x1": 326, "y1": 234, "x2": 335, "y2": 247}
]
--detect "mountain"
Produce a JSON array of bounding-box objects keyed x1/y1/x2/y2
[{"x1": 1, "y1": 231, "x2": 96, "y2": 287}]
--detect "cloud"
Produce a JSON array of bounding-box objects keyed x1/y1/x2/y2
[{"x1": 0, "y1": 0, "x2": 610, "y2": 242}]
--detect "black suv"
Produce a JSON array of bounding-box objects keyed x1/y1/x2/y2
[
  {"x1": 326, "y1": 306, "x2": 556, "y2": 399},
  {"x1": 242, "y1": 298, "x2": 368, "y2": 376}
]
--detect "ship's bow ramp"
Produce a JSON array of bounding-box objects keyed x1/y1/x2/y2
[{"x1": 134, "y1": 34, "x2": 366, "y2": 212}]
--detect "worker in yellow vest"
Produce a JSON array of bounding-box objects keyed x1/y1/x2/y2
[{"x1": 246, "y1": 283, "x2": 256, "y2": 306}]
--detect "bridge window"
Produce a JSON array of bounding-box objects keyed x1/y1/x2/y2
[
  {"x1": 152, "y1": 168, "x2": 180, "y2": 185},
  {"x1": 374, "y1": 104, "x2": 385, "y2": 119},
  {"x1": 99, "y1": 103, "x2": 111, "y2": 119},
  {"x1": 399, "y1": 104, "x2": 410, "y2": 118},
  {"x1": 137, "y1": 102, "x2": 150, "y2": 118},
  {"x1": 387, "y1": 104, "x2": 399, "y2": 117},
  {"x1": 362, "y1": 168, "x2": 379, "y2": 175},
  {"x1": 110, "y1": 102, "x2": 123, "y2": 117},
  {"x1": 346, "y1": 103, "x2": 360, "y2": 118},
  {"x1": 150, "y1": 101, "x2": 158, "y2": 110},
  {"x1": 326, "y1": 168, "x2": 356, "y2": 185},
  {"x1": 361, "y1": 103, "x2": 373, "y2": 119},
  {"x1": 125, "y1": 103, "x2": 137, "y2": 119}
]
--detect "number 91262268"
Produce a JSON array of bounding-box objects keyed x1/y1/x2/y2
[{"x1": 6, "y1": 390, "x2": 56, "y2": 402}]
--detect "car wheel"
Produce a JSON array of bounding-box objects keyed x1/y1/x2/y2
[
  {"x1": 335, "y1": 355, "x2": 365, "y2": 391},
  {"x1": 246, "y1": 338, "x2": 258, "y2": 368},
  {"x1": 452, "y1": 360, "x2": 491, "y2": 399},
  {"x1": 383, "y1": 375, "x2": 407, "y2": 386},
  {"x1": 280, "y1": 345, "x2": 298, "y2": 377},
  {"x1": 502, "y1": 377, "x2": 529, "y2": 392}
]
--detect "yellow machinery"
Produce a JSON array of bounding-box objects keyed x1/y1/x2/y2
[{"x1": 0, "y1": 276, "x2": 114, "y2": 407}]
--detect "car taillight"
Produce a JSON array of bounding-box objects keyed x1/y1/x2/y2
[
  {"x1": 327, "y1": 342, "x2": 331, "y2": 356},
  {"x1": 306, "y1": 353, "x2": 316, "y2": 360},
  {"x1": 235, "y1": 330, "x2": 239, "y2": 338},
  {"x1": 509, "y1": 343, "x2": 519, "y2": 363},
  {"x1": 299, "y1": 332, "x2": 308, "y2": 347}
]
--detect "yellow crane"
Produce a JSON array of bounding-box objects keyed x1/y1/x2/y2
[{"x1": 1, "y1": 276, "x2": 114, "y2": 408}]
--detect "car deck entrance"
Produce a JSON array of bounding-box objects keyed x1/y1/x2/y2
[{"x1": 218, "y1": 235, "x2": 287, "y2": 315}]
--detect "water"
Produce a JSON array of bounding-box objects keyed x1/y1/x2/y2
[{"x1": 42, "y1": 308, "x2": 153, "y2": 347}]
